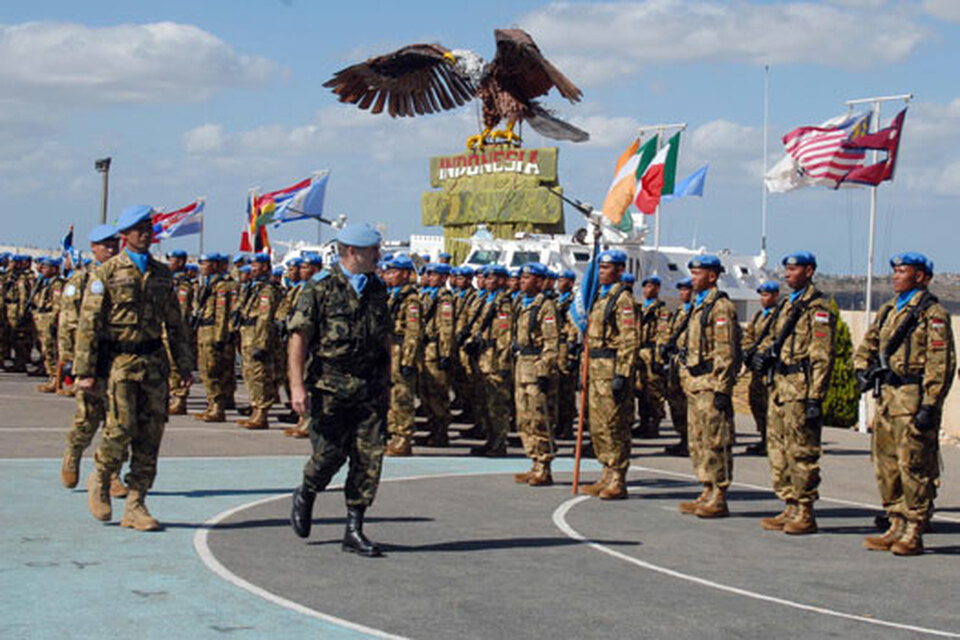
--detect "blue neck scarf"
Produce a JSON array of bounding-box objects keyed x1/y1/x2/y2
[
  {"x1": 125, "y1": 248, "x2": 148, "y2": 274},
  {"x1": 896, "y1": 289, "x2": 919, "y2": 312},
  {"x1": 694, "y1": 289, "x2": 711, "y2": 308},
  {"x1": 521, "y1": 294, "x2": 536, "y2": 309},
  {"x1": 558, "y1": 291, "x2": 572, "y2": 304},
  {"x1": 599, "y1": 283, "x2": 614, "y2": 298},
  {"x1": 643, "y1": 297, "x2": 655, "y2": 309},
  {"x1": 683, "y1": 301, "x2": 692, "y2": 313},
  {"x1": 762, "y1": 306, "x2": 774, "y2": 317},
  {"x1": 339, "y1": 262, "x2": 367, "y2": 295},
  {"x1": 789, "y1": 286, "x2": 807, "y2": 305}
]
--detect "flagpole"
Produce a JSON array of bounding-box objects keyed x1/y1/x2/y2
[
  {"x1": 761, "y1": 64, "x2": 769, "y2": 266},
  {"x1": 572, "y1": 221, "x2": 602, "y2": 495},
  {"x1": 636, "y1": 123, "x2": 686, "y2": 274}
]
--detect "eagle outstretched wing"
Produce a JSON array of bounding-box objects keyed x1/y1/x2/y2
[
  {"x1": 490, "y1": 29, "x2": 583, "y2": 104},
  {"x1": 323, "y1": 44, "x2": 474, "y2": 118}
]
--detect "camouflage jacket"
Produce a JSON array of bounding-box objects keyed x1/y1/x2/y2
[
  {"x1": 768, "y1": 286, "x2": 835, "y2": 403},
  {"x1": 172, "y1": 270, "x2": 195, "y2": 323},
  {"x1": 6, "y1": 272, "x2": 35, "y2": 326},
  {"x1": 421, "y1": 288, "x2": 455, "y2": 362},
  {"x1": 389, "y1": 284, "x2": 422, "y2": 370},
  {"x1": 680, "y1": 287, "x2": 740, "y2": 395},
  {"x1": 74, "y1": 252, "x2": 193, "y2": 382},
  {"x1": 514, "y1": 293, "x2": 559, "y2": 383},
  {"x1": 474, "y1": 289, "x2": 514, "y2": 376},
  {"x1": 854, "y1": 291, "x2": 956, "y2": 416},
  {"x1": 195, "y1": 274, "x2": 234, "y2": 345},
  {"x1": 57, "y1": 269, "x2": 91, "y2": 360},
  {"x1": 32, "y1": 275, "x2": 65, "y2": 320},
  {"x1": 237, "y1": 277, "x2": 279, "y2": 351},
  {"x1": 742, "y1": 306, "x2": 778, "y2": 358},
  {"x1": 555, "y1": 291, "x2": 579, "y2": 374},
  {"x1": 586, "y1": 283, "x2": 637, "y2": 381}
]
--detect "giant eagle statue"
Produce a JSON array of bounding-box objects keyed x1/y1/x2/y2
[{"x1": 323, "y1": 28, "x2": 589, "y2": 150}]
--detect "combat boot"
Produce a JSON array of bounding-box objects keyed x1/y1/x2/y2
[
  {"x1": 890, "y1": 520, "x2": 924, "y2": 556},
  {"x1": 385, "y1": 436, "x2": 413, "y2": 457},
  {"x1": 290, "y1": 485, "x2": 316, "y2": 538},
  {"x1": 580, "y1": 467, "x2": 612, "y2": 497},
  {"x1": 425, "y1": 427, "x2": 450, "y2": 448},
  {"x1": 168, "y1": 396, "x2": 187, "y2": 415},
  {"x1": 56, "y1": 385, "x2": 75, "y2": 397},
  {"x1": 61, "y1": 447, "x2": 81, "y2": 489},
  {"x1": 36, "y1": 377, "x2": 57, "y2": 393},
  {"x1": 598, "y1": 469, "x2": 628, "y2": 500},
  {"x1": 679, "y1": 484, "x2": 711, "y2": 514},
  {"x1": 760, "y1": 501, "x2": 797, "y2": 531},
  {"x1": 238, "y1": 407, "x2": 269, "y2": 430},
  {"x1": 695, "y1": 486, "x2": 730, "y2": 519},
  {"x1": 863, "y1": 514, "x2": 905, "y2": 551},
  {"x1": 528, "y1": 462, "x2": 554, "y2": 487},
  {"x1": 119, "y1": 489, "x2": 161, "y2": 531},
  {"x1": 783, "y1": 501, "x2": 818, "y2": 535},
  {"x1": 86, "y1": 472, "x2": 112, "y2": 522},
  {"x1": 193, "y1": 402, "x2": 213, "y2": 421},
  {"x1": 202, "y1": 401, "x2": 226, "y2": 423},
  {"x1": 342, "y1": 506, "x2": 382, "y2": 557},
  {"x1": 109, "y1": 473, "x2": 129, "y2": 498},
  {"x1": 514, "y1": 462, "x2": 538, "y2": 484}
]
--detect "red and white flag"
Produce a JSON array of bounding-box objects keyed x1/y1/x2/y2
[{"x1": 765, "y1": 112, "x2": 871, "y2": 192}]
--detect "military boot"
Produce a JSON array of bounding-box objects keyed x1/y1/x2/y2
[
  {"x1": 528, "y1": 462, "x2": 554, "y2": 487},
  {"x1": 36, "y1": 377, "x2": 57, "y2": 393},
  {"x1": 168, "y1": 396, "x2": 187, "y2": 415},
  {"x1": 425, "y1": 426, "x2": 450, "y2": 448},
  {"x1": 760, "y1": 501, "x2": 797, "y2": 531},
  {"x1": 202, "y1": 401, "x2": 226, "y2": 423},
  {"x1": 695, "y1": 486, "x2": 730, "y2": 519},
  {"x1": 86, "y1": 472, "x2": 112, "y2": 522},
  {"x1": 514, "y1": 462, "x2": 538, "y2": 484},
  {"x1": 580, "y1": 467, "x2": 612, "y2": 497},
  {"x1": 238, "y1": 407, "x2": 269, "y2": 430},
  {"x1": 56, "y1": 385, "x2": 75, "y2": 397},
  {"x1": 342, "y1": 506, "x2": 382, "y2": 557},
  {"x1": 863, "y1": 514, "x2": 905, "y2": 551},
  {"x1": 290, "y1": 485, "x2": 316, "y2": 538},
  {"x1": 890, "y1": 520, "x2": 924, "y2": 556},
  {"x1": 193, "y1": 402, "x2": 213, "y2": 421},
  {"x1": 119, "y1": 489, "x2": 161, "y2": 531},
  {"x1": 109, "y1": 472, "x2": 129, "y2": 498},
  {"x1": 61, "y1": 447, "x2": 82, "y2": 489},
  {"x1": 783, "y1": 501, "x2": 818, "y2": 535},
  {"x1": 385, "y1": 436, "x2": 413, "y2": 457},
  {"x1": 679, "y1": 484, "x2": 711, "y2": 514},
  {"x1": 598, "y1": 469, "x2": 628, "y2": 500}
]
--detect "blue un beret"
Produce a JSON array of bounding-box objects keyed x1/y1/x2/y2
[
  {"x1": 890, "y1": 252, "x2": 932, "y2": 275},
  {"x1": 688, "y1": 254, "x2": 723, "y2": 271},
  {"x1": 0, "y1": 253, "x2": 9, "y2": 260},
  {"x1": 621, "y1": 273, "x2": 636, "y2": 284},
  {"x1": 676, "y1": 277, "x2": 693, "y2": 289},
  {"x1": 438, "y1": 251, "x2": 452, "y2": 260},
  {"x1": 336, "y1": 223, "x2": 382, "y2": 248},
  {"x1": 199, "y1": 253, "x2": 216, "y2": 262},
  {"x1": 598, "y1": 250, "x2": 627, "y2": 265},
  {"x1": 185, "y1": 264, "x2": 199, "y2": 273},
  {"x1": 238, "y1": 265, "x2": 252, "y2": 274},
  {"x1": 546, "y1": 270, "x2": 558, "y2": 280},
  {"x1": 390, "y1": 255, "x2": 415, "y2": 271},
  {"x1": 168, "y1": 250, "x2": 187, "y2": 259},
  {"x1": 642, "y1": 275, "x2": 661, "y2": 287},
  {"x1": 782, "y1": 251, "x2": 817, "y2": 268},
  {"x1": 508, "y1": 268, "x2": 521, "y2": 279},
  {"x1": 272, "y1": 266, "x2": 284, "y2": 276},
  {"x1": 304, "y1": 255, "x2": 324, "y2": 267},
  {"x1": 252, "y1": 253, "x2": 271, "y2": 264},
  {"x1": 459, "y1": 265, "x2": 475, "y2": 277},
  {"x1": 757, "y1": 281, "x2": 780, "y2": 294},
  {"x1": 288, "y1": 257, "x2": 304, "y2": 267},
  {"x1": 88, "y1": 224, "x2": 118, "y2": 244},
  {"x1": 425, "y1": 263, "x2": 452, "y2": 275},
  {"x1": 233, "y1": 253, "x2": 248, "y2": 264},
  {"x1": 521, "y1": 262, "x2": 548, "y2": 277},
  {"x1": 561, "y1": 269, "x2": 577, "y2": 281},
  {"x1": 116, "y1": 205, "x2": 155, "y2": 232},
  {"x1": 487, "y1": 265, "x2": 509, "y2": 277}
]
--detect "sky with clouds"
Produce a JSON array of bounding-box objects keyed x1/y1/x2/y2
[{"x1": 2, "y1": 0, "x2": 959, "y2": 273}]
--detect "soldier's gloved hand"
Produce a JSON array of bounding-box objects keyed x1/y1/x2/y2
[
  {"x1": 400, "y1": 365, "x2": 415, "y2": 379},
  {"x1": 855, "y1": 369, "x2": 871, "y2": 394},
  {"x1": 438, "y1": 357, "x2": 451, "y2": 371},
  {"x1": 456, "y1": 331, "x2": 468, "y2": 346},
  {"x1": 749, "y1": 352, "x2": 767, "y2": 373},
  {"x1": 914, "y1": 405, "x2": 939, "y2": 432},
  {"x1": 252, "y1": 348, "x2": 267, "y2": 362},
  {"x1": 713, "y1": 392, "x2": 733, "y2": 414},
  {"x1": 804, "y1": 399, "x2": 822, "y2": 422},
  {"x1": 611, "y1": 374, "x2": 628, "y2": 401},
  {"x1": 536, "y1": 376, "x2": 550, "y2": 393}
]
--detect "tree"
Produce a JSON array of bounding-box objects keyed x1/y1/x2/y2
[{"x1": 824, "y1": 296, "x2": 859, "y2": 427}]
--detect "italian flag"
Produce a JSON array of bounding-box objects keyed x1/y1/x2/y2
[
  {"x1": 634, "y1": 131, "x2": 681, "y2": 215},
  {"x1": 601, "y1": 135, "x2": 658, "y2": 225}
]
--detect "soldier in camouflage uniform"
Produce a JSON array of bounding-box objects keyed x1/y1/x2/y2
[
  {"x1": 581, "y1": 251, "x2": 638, "y2": 500},
  {"x1": 32, "y1": 257, "x2": 65, "y2": 392},
  {"x1": 166, "y1": 250, "x2": 195, "y2": 415},
  {"x1": 59, "y1": 225, "x2": 127, "y2": 495},
  {"x1": 678, "y1": 255, "x2": 740, "y2": 518},
  {"x1": 741, "y1": 281, "x2": 780, "y2": 455},
  {"x1": 661, "y1": 277, "x2": 693, "y2": 455},
  {"x1": 384, "y1": 256, "x2": 422, "y2": 456},
  {"x1": 218, "y1": 255, "x2": 239, "y2": 410},
  {"x1": 0, "y1": 253, "x2": 10, "y2": 367},
  {"x1": 512, "y1": 263, "x2": 559, "y2": 486},
  {"x1": 456, "y1": 268, "x2": 486, "y2": 438},
  {"x1": 192, "y1": 253, "x2": 233, "y2": 423},
  {"x1": 419, "y1": 263, "x2": 455, "y2": 446},
  {"x1": 753, "y1": 252, "x2": 835, "y2": 535},
  {"x1": 855, "y1": 252, "x2": 955, "y2": 555},
  {"x1": 635, "y1": 275, "x2": 670, "y2": 437},
  {"x1": 74, "y1": 206, "x2": 193, "y2": 531},
  {"x1": 450, "y1": 266, "x2": 477, "y2": 425},
  {"x1": 282, "y1": 256, "x2": 322, "y2": 438},
  {"x1": 555, "y1": 270, "x2": 579, "y2": 439},
  {"x1": 6, "y1": 255, "x2": 36, "y2": 373},
  {"x1": 289, "y1": 224, "x2": 390, "y2": 557},
  {"x1": 235, "y1": 253, "x2": 279, "y2": 430},
  {"x1": 275, "y1": 258, "x2": 303, "y2": 423}
]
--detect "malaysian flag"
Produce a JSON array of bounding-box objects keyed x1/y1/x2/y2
[{"x1": 765, "y1": 112, "x2": 871, "y2": 193}]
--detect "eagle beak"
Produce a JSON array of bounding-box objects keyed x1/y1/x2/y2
[{"x1": 443, "y1": 52, "x2": 456, "y2": 65}]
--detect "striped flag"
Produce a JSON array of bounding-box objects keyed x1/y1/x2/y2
[
  {"x1": 601, "y1": 136, "x2": 658, "y2": 225},
  {"x1": 765, "y1": 112, "x2": 871, "y2": 193},
  {"x1": 152, "y1": 198, "x2": 204, "y2": 241},
  {"x1": 634, "y1": 131, "x2": 681, "y2": 214}
]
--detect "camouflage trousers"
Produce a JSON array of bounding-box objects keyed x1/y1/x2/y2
[
  {"x1": 222, "y1": 338, "x2": 237, "y2": 403},
  {"x1": 748, "y1": 374, "x2": 768, "y2": 440},
  {"x1": 587, "y1": 362, "x2": 632, "y2": 473},
  {"x1": 665, "y1": 364, "x2": 687, "y2": 436},
  {"x1": 7, "y1": 320, "x2": 33, "y2": 370},
  {"x1": 303, "y1": 388, "x2": 387, "y2": 508},
  {"x1": 636, "y1": 351, "x2": 665, "y2": 427},
  {"x1": 515, "y1": 379, "x2": 555, "y2": 463},
  {"x1": 478, "y1": 372, "x2": 511, "y2": 449},
  {"x1": 95, "y1": 376, "x2": 168, "y2": 491},
  {"x1": 687, "y1": 391, "x2": 734, "y2": 489},
  {"x1": 557, "y1": 365, "x2": 578, "y2": 435},
  {"x1": 418, "y1": 359, "x2": 450, "y2": 438},
  {"x1": 66, "y1": 382, "x2": 106, "y2": 452},
  {"x1": 240, "y1": 341, "x2": 274, "y2": 410},
  {"x1": 35, "y1": 314, "x2": 57, "y2": 376},
  {"x1": 387, "y1": 368, "x2": 416, "y2": 439},
  {"x1": 197, "y1": 340, "x2": 230, "y2": 406},
  {"x1": 767, "y1": 397, "x2": 821, "y2": 503},
  {"x1": 872, "y1": 406, "x2": 939, "y2": 522}
]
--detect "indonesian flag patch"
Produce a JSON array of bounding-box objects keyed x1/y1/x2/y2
[
  {"x1": 716, "y1": 317, "x2": 728, "y2": 326},
  {"x1": 814, "y1": 311, "x2": 830, "y2": 323},
  {"x1": 931, "y1": 318, "x2": 945, "y2": 329}
]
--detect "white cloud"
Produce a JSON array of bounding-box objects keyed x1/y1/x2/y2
[
  {"x1": 924, "y1": 0, "x2": 960, "y2": 21},
  {"x1": 183, "y1": 124, "x2": 226, "y2": 154},
  {"x1": 0, "y1": 21, "x2": 280, "y2": 105},
  {"x1": 519, "y1": 0, "x2": 930, "y2": 86}
]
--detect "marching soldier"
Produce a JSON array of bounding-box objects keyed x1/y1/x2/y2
[
  {"x1": 741, "y1": 281, "x2": 780, "y2": 455},
  {"x1": 384, "y1": 256, "x2": 422, "y2": 456},
  {"x1": 166, "y1": 250, "x2": 195, "y2": 415},
  {"x1": 636, "y1": 275, "x2": 671, "y2": 437},
  {"x1": 192, "y1": 253, "x2": 233, "y2": 423},
  {"x1": 512, "y1": 263, "x2": 559, "y2": 486},
  {"x1": 855, "y1": 252, "x2": 955, "y2": 555},
  {"x1": 678, "y1": 255, "x2": 740, "y2": 518},
  {"x1": 6, "y1": 255, "x2": 36, "y2": 373},
  {"x1": 754, "y1": 252, "x2": 835, "y2": 534},
  {"x1": 661, "y1": 277, "x2": 693, "y2": 455},
  {"x1": 289, "y1": 224, "x2": 391, "y2": 557},
  {"x1": 419, "y1": 263, "x2": 455, "y2": 446},
  {"x1": 581, "y1": 250, "x2": 638, "y2": 500},
  {"x1": 236, "y1": 253, "x2": 279, "y2": 430},
  {"x1": 74, "y1": 206, "x2": 193, "y2": 531},
  {"x1": 555, "y1": 269, "x2": 579, "y2": 439},
  {"x1": 32, "y1": 257, "x2": 65, "y2": 392}
]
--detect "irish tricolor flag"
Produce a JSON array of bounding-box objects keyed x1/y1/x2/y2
[
  {"x1": 634, "y1": 131, "x2": 681, "y2": 214},
  {"x1": 601, "y1": 135, "x2": 658, "y2": 225}
]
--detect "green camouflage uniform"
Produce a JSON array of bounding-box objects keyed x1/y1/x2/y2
[
  {"x1": 387, "y1": 283, "x2": 422, "y2": 442},
  {"x1": 854, "y1": 292, "x2": 955, "y2": 524},
  {"x1": 742, "y1": 306, "x2": 777, "y2": 443},
  {"x1": 679, "y1": 288, "x2": 739, "y2": 490},
  {"x1": 419, "y1": 287, "x2": 455, "y2": 444},
  {"x1": 237, "y1": 276, "x2": 279, "y2": 412},
  {"x1": 514, "y1": 293, "x2": 559, "y2": 463},
  {"x1": 74, "y1": 252, "x2": 193, "y2": 491},
  {"x1": 291, "y1": 264, "x2": 390, "y2": 507}
]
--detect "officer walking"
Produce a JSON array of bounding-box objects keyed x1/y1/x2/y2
[
  {"x1": 855, "y1": 252, "x2": 955, "y2": 555},
  {"x1": 289, "y1": 224, "x2": 390, "y2": 557},
  {"x1": 742, "y1": 281, "x2": 780, "y2": 455},
  {"x1": 384, "y1": 256, "x2": 422, "y2": 456},
  {"x1": 74, "y1": 206, "x2": 194, "y2": 531},
  {"x1": 678, "y1": 255, "x2": 740, "y2": 518}
]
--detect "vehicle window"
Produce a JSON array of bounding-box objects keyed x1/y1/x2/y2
[
  {"x1": 467, "y1": 250, "x2": 501, "y2": 265},
  {"x1": 511, "y1": 251, "x2": 542, "y2": 266}
]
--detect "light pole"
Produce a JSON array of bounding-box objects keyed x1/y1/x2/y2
[{"x1": 94, "y1": 157, "x2": 111, "y2": 224}]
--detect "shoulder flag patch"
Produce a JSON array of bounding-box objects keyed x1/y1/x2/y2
[{"x1": 814, "y1": 311, "x2": 830, "y2": 323}]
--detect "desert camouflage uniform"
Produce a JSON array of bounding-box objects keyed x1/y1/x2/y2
[
  {"x1": 386, "y1": 283, "x2": 422, "y2": 448},
  {"x1": 742, "y1": 306, "x2": 778, "y2": 445},
  {"x1": 555, "y1": 291, "x2": 579, "y2": 437},
  {"x1": 166, "y1": 269, "x2": 196, "y2": 408},
  {"x1": 471, "y1": 289, "x2": 514, "y2": 453},
  {"x1": 237, "y1": 276, "x2": 279, "y2": 414},
  {"x1": 514, "y1": 292, "x2": 559, "y2": 465},
  {"x1": 32, "y1": 273, "x2": 64, "y2": 380},
  {"x1": 419, "y1": 286, "x2": 455, "y2": 445},
  {"x1": 663, "y1": 303, "x2": 691, "y2": 439},
  {"x1": 6, "y1": 268, "x2": 36, "y2": 371},
  {"x1": 195, "y1": 273, "x2": 234, "y2": 414},
  {"x1": 636, "y1": 297, "x2": 670, "y2": 433}
]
